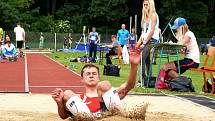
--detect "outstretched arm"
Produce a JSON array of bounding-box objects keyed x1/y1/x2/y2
[{"x1": 117, "y1": 47, "x2": 141, "y2": 99}]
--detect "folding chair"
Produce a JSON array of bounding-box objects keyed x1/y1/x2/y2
[{"x1": 190, "y1": 46, "x2": 215, "y2": 94}]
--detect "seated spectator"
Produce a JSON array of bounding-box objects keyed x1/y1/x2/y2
[
  {"x1": 2, "y1": 35, "x2": 18, "y2": 61},
  {"x1": 200, "y1": 36, "x2": 215, "y2": 55},
  {"x1": 210, "y1": 36, "x2": 215, "y2": 47},
  {"x1": 105, "y1": 35, "x2": 119, "y2": 64},
  {"x1": 157, "y1": 17, "x2": 200, "y2": 89},
  {"x1": 0, "y1": 41, "x2": 3, "y2": 54}
]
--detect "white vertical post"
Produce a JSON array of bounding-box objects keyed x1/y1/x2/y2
[
  {"x1": 129, "y1": 16, "x2": 132, "y2": 33},
  {"x1": 83, "y1": 33, "x2": 87, "y2": 55},
  {"x1": 140, "y1": 51, "x2": 143, "y2": 87},
  {"x1": 55, "y1": 33, "x2": 57, "y2": 51},
  {"x1": 83, "y1": 26, "x2": 87, "y2": 55},
  {"x1": 3, "y1": 31, "x2": 5, "y2": 42},
  {"x1": 135, "y1": 14, "x2": 137, "y2": 34}
]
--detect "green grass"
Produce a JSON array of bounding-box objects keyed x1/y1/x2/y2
[{"x1": 47, "y1": 52, "x2": 215, "y2": 99}]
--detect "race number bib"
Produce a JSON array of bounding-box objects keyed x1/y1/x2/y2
[{"x1": 91, "y1": 36, "x2": 96, "y2": 41}]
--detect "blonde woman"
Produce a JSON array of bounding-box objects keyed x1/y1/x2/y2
[
  {"x1": 139, "y1": 0, "x2": 159, "y2": 85},
  {"x1": 158, "y1": 17, "x2": 200, "y2": 85}
]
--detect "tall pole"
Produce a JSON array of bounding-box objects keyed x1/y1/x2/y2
[
  {"x1": 129, "y1": 16, "x2": 132, "y2": 33},
  {"x1": 83, "y1": 26, "x2": 87, "y2": 55},
  {"x1": 54, "y1": 33, "x2": 57, "y2": 51},
  {"x1": 135, "y1": 14, "x2": 137, "y2": 34},
  {"x1": 3, "y1": 31, "x2": 5, "y2": 42}
]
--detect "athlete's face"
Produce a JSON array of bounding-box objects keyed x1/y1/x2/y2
[
  {"x1": 121, "y1": 24, "x2": 126, "y2": 30},
  {"x1": 92, "y1": 27, "x2": 96, "y2": 32},
  {"x1": 82, "y1": 67, "x2": 100, "y2": 87}
]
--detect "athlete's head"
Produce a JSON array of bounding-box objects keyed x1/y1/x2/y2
[
  {"x1": 92, "y1": 27, "x2": 96, "y2": 32},
  {"x1": 81, "y1": 64, "x2": 100, "y2": 87},
  {"x1": 121, "y1": 24, "x2": 126, "y2": 30},
  {"x1": 131, "y1": 27, "x2": 135, "y2": 34},
  {"x1": 17, "y1": 22, "x2": 21, "y2": 27}
]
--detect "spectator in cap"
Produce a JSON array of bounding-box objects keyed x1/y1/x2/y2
[{"x1": 156, "y1": 17, "x2": 200, "y2": 89}]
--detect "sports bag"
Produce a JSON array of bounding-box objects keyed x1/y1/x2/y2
[
  {"x1": 165, "y1": 76, "x2": 195, "y2": 92},
  {"x1": 103, "y1": 64, "x2": 120, "y2": 76}
]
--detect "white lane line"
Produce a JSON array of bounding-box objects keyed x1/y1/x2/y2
[
  {"x1": 24, "y1": 54, "x2": 30, "y2": 92},
  {"x1": 43, "y1": 54, "x2": 81, "y2": 77},
  {"x1": 29, "y1": 86, "x2": 84, "y2": 88}
]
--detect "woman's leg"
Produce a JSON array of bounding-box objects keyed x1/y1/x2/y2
[
  {"x1": 106, "y1": 52, "x2": 112, "y2": 64},
  {"x1": 89, "y1": 43, "x2": 93, "y2": 58},
  {"x1": 162, "y1": 62, "x2": 178, "y2": 78},
  {"x1": 141, "y1": 45, "x2": 150, "y2": 84},
  {"x1": 93, "y1": 44, "x2": 97, "y2": 61}
]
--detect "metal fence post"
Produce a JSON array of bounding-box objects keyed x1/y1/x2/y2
[{"x1": 55, "y1": 33, "x2": 57, "y2": 51}]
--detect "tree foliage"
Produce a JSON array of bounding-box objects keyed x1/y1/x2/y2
[
  {"x1": 158, "y1": 0, "x2": 209, "y2": 37},
  {"x1": 0, "y1": 0, "x2": 214, "y2": 37},
  {"x1": 2, "y1": 0, "x2": 34, "y2": 11},
  {"x1": 0, "y1": 2, "x2": 19, "y2": 30}
]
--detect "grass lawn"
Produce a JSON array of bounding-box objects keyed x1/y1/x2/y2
[{"x1": 47, "y1": 51, "x2": 215, "y2": 99}]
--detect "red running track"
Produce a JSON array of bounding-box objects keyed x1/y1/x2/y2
[
  {"x1": 0, "y1": 53, "x2": 84, "y2": 94},
  {"x1": 27, "y1": 54, "x2": 84, "y2": 94},
  {"x1": 0, "y1": 58, "x2": 25, "y2": 92}
]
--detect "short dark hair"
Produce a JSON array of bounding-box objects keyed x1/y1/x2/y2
[
  {"x1": 111, "y1": 35, "x2": 117, "y2": 39},
  {"x1": 81, "y1": 64, "x2": 99, "y2": 77}
]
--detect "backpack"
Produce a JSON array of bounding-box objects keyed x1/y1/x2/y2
[
  {"x1": 103, "y1": 64, "x2": 120, "y2": 76},
  {"x1": 156, "y1": 69, "x2": 171, "y2": 89},
  {"x1": 203, "y1": 76, "x2": 215, "y2": 93},
  {"x1": 165, "y1": 76, "x2": 195, "y2": 92}
]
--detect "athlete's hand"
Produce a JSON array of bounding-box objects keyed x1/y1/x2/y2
[
  {"x1": 52, "y1": 88, "x2": 64, "y2": 103},
  {"x1": 129, "y1": 46, "x2": 141, "y2": 66}
]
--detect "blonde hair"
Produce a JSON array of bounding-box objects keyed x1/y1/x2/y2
[
  {"x1": 175, "y1": 24, "x2": 189, "y2": 41},
  {"x1": 177, "y1": 24, "x2": 189, "y2": 36},
  {"x1": 141, "y1": 0, "x2": 157, "y2": 28}
]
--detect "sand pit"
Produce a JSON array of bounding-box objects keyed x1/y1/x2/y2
[{"x1": 0, "y1": 93, "x2": 214, "y2": 121}]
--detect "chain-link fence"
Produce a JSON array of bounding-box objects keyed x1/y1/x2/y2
[
  {"x1": 3, "y1": 31, "x2": 211, "y2": 50},
  {"x1": 4, "y1": 31, "x2": 112, "y2": 50}
]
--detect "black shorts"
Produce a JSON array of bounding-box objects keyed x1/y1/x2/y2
[
  {"x1": 17, "y1": 41, "x2": 24, "y2": 49},
  {"x1": 174, "y1": 58, "x2": 199, "y2": 74}
]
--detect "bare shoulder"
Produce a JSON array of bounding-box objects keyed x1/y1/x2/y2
[{"x1": 152, "y1": 13, "x2": 158, "y2": 21}]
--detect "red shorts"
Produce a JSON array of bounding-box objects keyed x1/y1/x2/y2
[{"x1": 174, "y1": 58, "x2": 199, "y2": 74}]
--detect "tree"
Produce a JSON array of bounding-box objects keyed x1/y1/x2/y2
[
  {"x1": 2, "y1": 0, "x2": 35, "y2": 11},
  {"x1": 31, "y1": 16, "x2": 55, "y2": 32},
  {"x1": 158, "y1": 0, "x2": 208, "y2": 37},
  {"x1": 0, "y1": 2, "x2": 19, "y2": 30}
]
